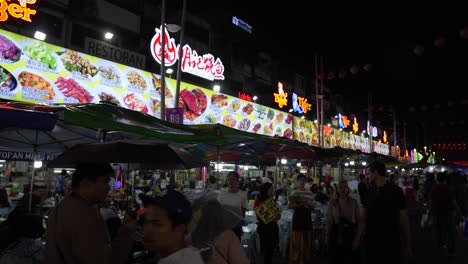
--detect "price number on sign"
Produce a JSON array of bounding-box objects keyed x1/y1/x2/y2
[{"x1": 165, "y1": 108, "x2": 183, "y2": 124}]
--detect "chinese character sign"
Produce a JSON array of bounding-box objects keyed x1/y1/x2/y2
[
  {"x1": 274, "y1": 82, "x2": 288, "y2": 108},
  {"x1": 150, "y1": 26, "x2": 225, "y2": 81},
  {"x1": 292, "y1": 92, "x2": 311, "y2": 114}
]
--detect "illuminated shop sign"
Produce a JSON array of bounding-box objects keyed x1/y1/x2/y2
[
  {"x1": 274, "y1": 82, "x2": 311, "y2": 113},
  {"x1": 232, "y1": 16, "x2": 252, "y2": 34},
  {"x1": 352, "y1": 117, "x2": 359, "y2": 133},
  {"x1": 273, "y1": 82, "x2": 288, "y2": 108},
  {"x1": 338, "y1": 113, "x2": 350, "y2": 129},
  {"x1": 383, "y1": 131, "x2": 387, "y2": 143},
  {"x1": 150, "y1": 26, "x2": 225, "y2": 81},
  {"x1": 0, "y1": 0, "x2": 37, "y2": 23},
  {"x1": 238, "y1": 91, "x2": 252, "y2": 102},
  {"x1": 292, "y1": 92, "x2": 311, "y2": 114}
]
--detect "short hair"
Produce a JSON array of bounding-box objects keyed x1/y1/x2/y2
[
  {"x1": 367, "y1": 161, "x2": 386, "y2": 177},
  {"x1": 72, "y1": 163, "x2": 114, "y2": 189},
  {"x1": 227, "y1": 171, "x2": 240, "y2": 180},
  {"x1": 297, "y1": 173, "x2": 306, "y2": 180},
  {"x1": 359, "y1": 174, "x2": 366, "y2": 180}
]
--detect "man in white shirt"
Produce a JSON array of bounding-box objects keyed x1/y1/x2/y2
[
  {"x1": 143, "y1": 189, "x2": 204, "y2": 264},
  {"x1": 218, "y1": 171, "x2": 248, "y2": 241}
]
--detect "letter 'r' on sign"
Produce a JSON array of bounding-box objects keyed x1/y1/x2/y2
[{"x1": 0, "y1": 0, "x2": 37, "y2": 23}]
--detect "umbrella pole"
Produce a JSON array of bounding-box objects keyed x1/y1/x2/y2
[{"x1": 29, "y1": 130, "x2": 39, "y2": 213}]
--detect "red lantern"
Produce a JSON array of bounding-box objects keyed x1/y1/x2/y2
[
  {"x1": 413, "y1": 45, "x2": 424, "y2": 56},
  {"x1": 460, "y1": 27, "x2": 468, "y2": 40},
  {"x1": 350, "y1": 65, "x2": 360, "y2": 75},
  {"x1": 363, "y1": 64, "x2": 373, "y2": 72},
  {"x1": 434, "y1": 36, "x2": 446, "y2": 48}
]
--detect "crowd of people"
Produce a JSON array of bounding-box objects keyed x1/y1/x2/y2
[{"x1": 0, "y1": 161, "x2": 466, "y2": 264}]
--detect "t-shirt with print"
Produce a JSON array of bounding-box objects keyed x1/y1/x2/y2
[
  {"x1": 158, "y1": 247, "x2": 204, "y2": 264},
  {"x1": 364, "y1": 182, "x2": 405, "y2": 253}
]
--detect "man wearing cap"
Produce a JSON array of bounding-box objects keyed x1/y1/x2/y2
[
  {"x1": 143, "y1": 188, "x2": 204, "y2": 264},
  {"x1": 46, "y1": 163, "x2": 137, "y2": 264}
]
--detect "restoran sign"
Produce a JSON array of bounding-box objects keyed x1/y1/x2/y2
[
  {"x1": 150, "y1": 26, "x2": 225, "y2": 81},
  {"x1": 0, "y1": 0, "x2": 37, "y2": 22}
]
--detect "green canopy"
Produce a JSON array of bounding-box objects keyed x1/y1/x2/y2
[{"x1": 63, "y1": 103, "x2": 221, "y2": 143}]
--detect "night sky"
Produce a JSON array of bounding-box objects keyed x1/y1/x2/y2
[{"x1": 197, "y1": 1, "x2": 468, "y2": 159}]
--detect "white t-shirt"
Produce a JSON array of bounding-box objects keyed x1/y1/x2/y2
[
  {"x1": 158, "y1": 247, "x2": 204, "y2": 264},
  {"x1": 217, "y1": 190, "x2": 248, "y2": 220}
]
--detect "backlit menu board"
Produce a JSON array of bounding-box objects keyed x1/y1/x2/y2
[{"x1": 0, "y1": 29, "x2": 293, "y2": 138}]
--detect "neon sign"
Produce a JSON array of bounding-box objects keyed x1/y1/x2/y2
[
  {"x1": 338, "y1": 113, "x2": 350, "y2": 129},
  {"x1": 292, "y1": 92, "x2": 311, "y2": 114},
  {"x1": 273, "y1": 82, "x2": 288, "y2": 108},
  {"x1": 150, "y1": 26, "x2": 225, "y2": 81},
  {"x1": 383, "y1": 131, "x2": 387, "y2": 143},
  {"x1": 238, "y1": 91, "x2": 252, "y2": 102},
  {"x1": 352, "y1": 117, "x2": 359, "y2": 133},
  {"x1": 0, "y1": 0, "x2": 37, "y2": 23}
]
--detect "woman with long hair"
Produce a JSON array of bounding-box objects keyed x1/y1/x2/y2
[
  {"x1": 254, "y1": 182, "x2": 280, "y2": 264},
  {"x1": 326, "y1": 179, "x2": 360, "y2": 264},
  {"x1": 288, "y1": 174, "x2": 314, "y2": 264}
]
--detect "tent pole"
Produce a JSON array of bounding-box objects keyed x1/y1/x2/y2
[{"x1": 29, "y1": 130, "x2": 39, "y2": 213}]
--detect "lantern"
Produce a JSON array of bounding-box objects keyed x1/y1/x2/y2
[
  {"x1": 350, "y1": 65, "x2": 360, "y2": 75},
  {"x1": 413, "y1": 45, "x2": 424, "y2": 56}
]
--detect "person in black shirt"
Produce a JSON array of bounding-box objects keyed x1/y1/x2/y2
[
  {"x1": 357, "y1": 173, "x2": 368, "y2": 206},
  {"x1": 353, "y1": 161, "x2": 412, "y2": 264}
]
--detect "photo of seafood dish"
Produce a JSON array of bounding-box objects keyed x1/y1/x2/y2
[
  {"x1": 242, "y1": 103, "x2": 254, "y2": 115},
  {"x1": 180, "y1": 88, "x2": 207, "y2": 121},
  {"x1": 18, "y1": 71, "x2": 55, "y2": 100},
  {"x1": 312, "y1": 133, "x2": 319, "y2": 146},
  {"x1": 151, "y1": 73, "x2": 173, "y2": 98},
  {"x1": 252, "y1": 123, "x2": 262, "y2": 133},
  {"x1": 59, "y1": 50, "x2": 98, "y2": 78},
  {"x1": 284, "y1": 128, "x2": 293, "y2": 138},
  {"x1": 150, "y1": 99, "x2": 161, "y2": 114},
  {"x1": 127, "y1": 70, "x2": 147, "y2": 90},
  {"x1": 0, "y1": 66, "x2": 17, "y2": 91},
  {"x1": 276, "y1": 113, "x2": 284, "y2": 123},
  {"x1": 211, "y1": 94, "x2": 228, "y2": 107},
  {"x1": 55, "y1": 77, "x2": 94, "y2": 103},
  {"x1": 238, "y1": 118, "x2": 251, "y2": 131},
  {"x1": 0, "y1": 34, "x2": 21, "y2": 63},
  {"x1": 229, "y1": 100, "x2": 240, "y2": 112},
  {"x1": 285, "y1": 114, "x2": 293, "y2": 124},
  {"x1": 264, "y1": 123, "x2": 274, "y2": 135},
  {"x1": 23, "y1": 41, "x2": 59, "y2": 71},
  {"x1": 98, "y1": 91, "x2": 120, "y2": 106},
  {"x1": 299, "y1": 131, "x2": 305, "y2": 142},
  {"x1": 222, "y1": 114, "x2": 236, "y2": 128},
  {"x1": 123, "y1": 93, "x2": 148, "y2": 113},
  {"x1": 204, "y1": 112, "x2": 221, "y2": 124},
  {"x1": 98, "y1": 65, "x2": 121, "y2": 85}
]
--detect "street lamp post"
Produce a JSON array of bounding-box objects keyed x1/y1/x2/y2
[
  {"x1": 174, "y1": 0, "x2": 187, "y2": 109},
  {"x1": 160, "y1": 0, "x2": 166, "y2": 120}
]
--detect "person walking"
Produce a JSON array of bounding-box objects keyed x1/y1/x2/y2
[
  {"x1": 45, "y1": 163, "x2": 137, "y2": 264},
  {"x1": 353, "y1": 161, "x2": 412, "y2": 264},
  {"x1": 326, "y1": 179, "x2": 360, "y2": 264},
  {"x1": 288, "y1": 174, "x2": 314, "y2": 264},
  {"x1": 254, "y1": 182, "x2": 280, "y2": 264}
]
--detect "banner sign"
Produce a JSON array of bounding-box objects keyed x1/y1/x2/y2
[
  {"x1": 0, "y1": 150, "x2": 57, "y2": 161},
  {"x1": 85, "y1": 37, "x2": 146, "y2": 69},
  {"x1": 150, "y1": 27, "x2": 225, "y2": 81}
]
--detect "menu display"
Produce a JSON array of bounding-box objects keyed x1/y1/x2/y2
[{"x1": 180, "y1": 81, "x2": 293, "y2": 138}]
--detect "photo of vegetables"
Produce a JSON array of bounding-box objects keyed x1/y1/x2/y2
[{"x1": 23, "y1": 41, "x2": 59, "y2": 71}]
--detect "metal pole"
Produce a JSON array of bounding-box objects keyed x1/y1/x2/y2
[
  {"x1": 174, "y1": 0, "x2": 187, "y2": 108},
  {"x1": 393, "y1": 107, "x2": 398, "y2": 158},
  {"x1": 320, "y1": 56, "x2": 324, "y2": 148},
  {"x1": 29, "y1": 130, "x2": 38, "y2": 213},
  {"x1": 315, "y1": 53, "x2": 320, "y2": 147},
  {"x1": 160, "y1": 0, "x2": 166, "y2": 120},
  {"x1": 368, "y1": 92, "x2": 373, "y2": 153},
  {"x1": 403, "y1": 121, "x2": 407, "y2": 157}
]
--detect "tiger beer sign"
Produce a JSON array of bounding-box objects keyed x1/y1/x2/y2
[{"x1": 0, "y1": 0, "x2": 37, "y2": 23}]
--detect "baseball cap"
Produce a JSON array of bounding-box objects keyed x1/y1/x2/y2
[{"x1": 148, "y1": 188, "x2": 193, "y2": 226}]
